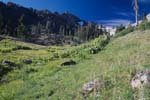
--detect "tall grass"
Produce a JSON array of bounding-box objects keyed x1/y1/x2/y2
[
  {"x1": 116, "y1": 21, "x2": 150, "y2": 38},
  {"x1": 115, "y1": 26, "x2": 135, "y2": 37},
  {"x1": 0, "y1": 30, "x2": 150, "y2": 100},
  {"x1": 137, "y1": 21, "x2": 150, "y2": 31},
  {"x1": 57, "y1": 35, "x2": 109, "y2": 59}
]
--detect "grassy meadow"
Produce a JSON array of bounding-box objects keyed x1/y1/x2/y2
[{"x1": 0, "y1": 29, "x2": 150, "y2": 100}]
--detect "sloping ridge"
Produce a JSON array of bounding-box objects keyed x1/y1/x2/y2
[{"x1": 44, "y1": 30, "x2": 150, "y2": 100}]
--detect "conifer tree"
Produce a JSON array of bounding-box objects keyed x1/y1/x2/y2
[
  {"x1": 59, "y1": 25, "x2": 65, "y2": 36},
  {"x1": 17, "y1": 15, "x2": 26, "y2": 40},
  {"x1": 142, "y1": 11, "x2": 147, "y2": 22},
  {"x1": 0, "y1": 14, "x2": 3, "y2": 34}
]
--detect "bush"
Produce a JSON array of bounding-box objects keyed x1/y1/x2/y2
[
  {"x1": 53, "y1": 52, "x2": 59, "y2": 58},
  {"x1": 116, "y1": 24, "x2": 126, "y2": 33},
  {"x1": 52, "y1": 35, "x2": 109, "y2": 59},
  {"x1": 116, "y1": 21, "x2": 150, "y2": 38},
  {"x1": 12, "y1": 45, "x2": 32, "y2": 50},
  {"x1": 116, "y1": 26, "x2": 135, "y2": 37},
  {"x1": 138, "y1": 21, "x2": 150, "y2": 31},
  {"x1": 0, "y1": 48, "x2": 12, "y2": 53},
  {"x1": 59, "y1": 51, "x2": 70, "y2": 58}
]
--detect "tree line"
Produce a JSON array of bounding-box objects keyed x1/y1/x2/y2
[{"x1": 0, "y1": 1, "x2": 104, "y2": 43}]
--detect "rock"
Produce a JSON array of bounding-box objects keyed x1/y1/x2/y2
[
  {"x1": 131, "y1": 70, "x2": 150, "y2": 89},
  {"x1": 23, "y1": 59, "x2": 32, "y2": 64},
  {"x1": 81, "y1": 79, "x2": 103, "y2": 98},
  {"x1": 61, "y1": 60, "x2": 76, "y2": 66},
  {"x1": 2, "y1": 60, "x2": 16, "y2": 67}
]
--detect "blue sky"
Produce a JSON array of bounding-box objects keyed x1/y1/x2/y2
[{"x1": 1, "y1": 0, "x2": 150, "y2": 26}]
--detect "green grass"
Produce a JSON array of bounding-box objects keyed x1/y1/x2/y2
[
  {"x1": 0, "y1": 30, "x2": 150, "y2": 100},
  {"x1": 116, "y1": 21, "x2": 150, "y2": 38},
  {"x1": 137, "y1": 21, "x2": 150, "y2": 31},
  {"x1": 115, "y1": 26, "x2": 135, "y2": 37}
]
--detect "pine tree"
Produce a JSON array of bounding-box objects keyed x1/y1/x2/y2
[
  {"x1": 17, "y1": 15, "x2": 26, "y2": 40},
  {"x1": 59, "y1": 25, "x2": 65, "y2": 36},
  {"x1": 46, "y1": 21, "x2": 51, "y2": 34},
  {"x1": 0, "y1": 14, "x2": 3, "y2": 34},
  {"x1": 142, "y1": 11, "x2": 147, "y2": 22},
  {"x1": 31, "y1": 25, "x2": 36, "y2": 35},
  {"x1": 116, "y1": 24, "x2": 125, "y2": 33},
  {"x1": 37, "y1": 23, "x2": 42, "y2": 34}
]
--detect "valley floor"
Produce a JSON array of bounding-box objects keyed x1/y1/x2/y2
[{"x1": 0, "y1": 30, "x2": 150, "y2": 100}]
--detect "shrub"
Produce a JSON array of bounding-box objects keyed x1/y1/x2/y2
[
  {"x1": 116, "y1": 24, "x2": 126, "y2": 33},
  {"x1": 53, "y1": 35, "x2": 108, "y2": 59},
  {"x1": 53, "y1": 52, "x2": 59, "y2": 58},
  {"x1": 138, "y1": 21, "x2": 150, "y2": 31},
  {"x1": 116, "y1": 26, "x2": 135, "y2": 37},
  {"x1": 78, "y1": 52, "x2": 87, "y2": 59},
  {"x1": 59, "y1": 51, "x2": 70, "y2": 58},
  {"x1": 12, "y1": 45, "x2": 32, "y2": 51},
  {"x1": 0, "y1": 48, "x2": 12, "y2": 53}
]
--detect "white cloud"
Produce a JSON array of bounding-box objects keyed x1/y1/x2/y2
[
  {"x1": 98, "y1": 19, "x2": 132, "y2": 26},
  {"x1": 117, "y1": 12, "x2": 129, "y2": 17},
  {"x1": 116, "y1": 12, "x2": 141, "y2": 17},
  {"x1": 139, "y1": 0, "x2": 150, "y2": 3},
  {"x1": 116, "y1": 12, "x2": 135, "y2": 17}
]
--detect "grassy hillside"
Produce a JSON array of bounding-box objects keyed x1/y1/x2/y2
[{"x1": 0, "y1": 30, "x2": 150, "y2": 100}]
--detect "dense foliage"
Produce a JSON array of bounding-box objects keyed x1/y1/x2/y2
[
  {"x1": 115, "y1": 20, "x2": 150, "y2": 38},
  {"x1": 115, "y1": 26, "x2": 135, "y2": 37},
  {"x1": 137, "y1": 21, "x2": 150, "y2": 30},
  {"x1": 0, "y1": 2, "x2": 103, "y2": 45}
]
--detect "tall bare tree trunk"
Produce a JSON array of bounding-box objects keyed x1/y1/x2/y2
[{"x1": 134, "y1": 0, "x2": 139, "y2": 26}]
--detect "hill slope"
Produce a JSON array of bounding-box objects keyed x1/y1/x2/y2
[
  {"x1": 0, "y1": 1, "x2": 81, "y2": 35},
  {"x1": 0, "y1": 1, "x2": 103, "y2": 45},
  {"x1": 0, "y1": 30, "x2": 150, "y2": 100}
]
